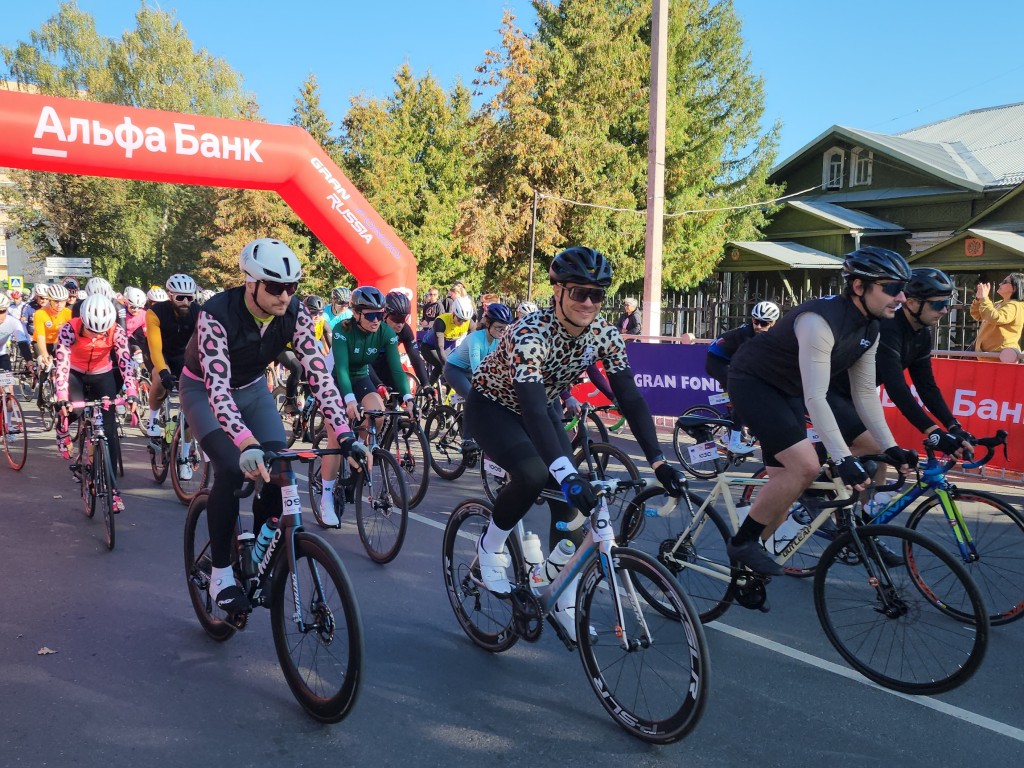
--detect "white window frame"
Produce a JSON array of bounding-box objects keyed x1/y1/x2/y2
[
  {"x1": 822, "y1": 146, "x2": 845, "y2": 190},
  {"x1": 851, "y1": 146, "x2": 873, "y2": 186}
]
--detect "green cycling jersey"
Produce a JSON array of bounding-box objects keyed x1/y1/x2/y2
[{"x1": 331, "y1": 318, "x2": 409, "y2": 400}]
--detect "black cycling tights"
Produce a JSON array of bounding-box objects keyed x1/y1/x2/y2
[
  {"x1": 199, "y1": 428, "x2": 285, "y2": 568},
  {"x1": 68, "y1": 370, "x2": 120, "y2": 474},
  {"x1": 464, "y1": 389, "x2": 581, "y2": 551},
  {"x1": 420, "y1": 346, "x2": 444, "y2": 386},
  {"x1": 278, "y1": 350, "x2": 302, "y2": 402}
]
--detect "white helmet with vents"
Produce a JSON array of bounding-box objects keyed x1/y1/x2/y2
[
  {"x1": 81, "y1": 295, "x2": 118, "y2": 333},
  {"x1": 239, "y1": 239, "x2": 303, "y2": 283}
]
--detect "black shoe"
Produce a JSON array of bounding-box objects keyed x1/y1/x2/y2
[
  {"x1": 341, "y1": 474, "x2": 356, "y2": 504},
  {"x1": 727, "y1": 539, "x2": 785, "y2": 577},
  {"x1": 461, "y1": 438, "x2": 480, "y2": 455},
  {"x1": 872, "y1": 538, "x2": 905, "y2": 567},
  {"x1": 214, "y1": 583, "x2": 250, "y2": 615}
]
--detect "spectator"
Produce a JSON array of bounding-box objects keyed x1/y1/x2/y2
[
  {"x1": 420, "y1": 287, "x2": 442, "y2": 329},
  {"x1": 442, "y1": 281, "x2": 468, "y2": 314},
  {"x1": 970, "y1": 273, "x2": 1024, "y2": 355},
  {"x1": 616, "y1": 297, "x2": 642, "y2": 337}
]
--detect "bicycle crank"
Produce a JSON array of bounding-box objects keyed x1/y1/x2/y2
[
  {"x1": 509, "y1": 586, "x2": 544, "y2": 642},
  {"x1": 735, "y1": 574, "x2": 770, "y2": 612}
]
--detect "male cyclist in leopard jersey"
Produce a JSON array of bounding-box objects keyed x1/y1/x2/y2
[
  {"x1": 726, "y1": 247, "x2": 919, "y2": 576},
  {"x1": 144, "y1": 274, "x2": 200, "y2": 438},
  {"x1": 466, "y1": 247, "x2": 686, "y2": 642},
  {"x1": 179, "y1": 238, "x2": 365, "y2": 614}
]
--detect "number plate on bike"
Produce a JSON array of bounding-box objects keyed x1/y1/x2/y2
[
  {"x1": 687, "y1": 441, "x2": 718, "y2": 463},
  {"x1": 592, "y1": 499, "x2": 615, "y2": 543},
  {"x1": 708, "y1": 392, "x2": 730, "y2": 405},
  {"x1": 0, "y1": 372, "x2": 14, "y2": 386},
  {"x1": 281, "y1": 484, "x2": 302, "y2": 517},
  {"x1": 483, "y1": 458, "x2": 507, "y2": 478}
]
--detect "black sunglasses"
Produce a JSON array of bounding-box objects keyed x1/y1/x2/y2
[
  {"x1": 752, "y1": 318, "x2": 772, "y2": 327},
  {"x1": 360, "y1": 310, "x2": 385, "y2": 322},
  {"x1": 565, "y1": 286, "x2": 606, "y2": 304},
  {"x1": 875, "y1": 281, "x2": 907, "y2": 297},
  {"x1": 173, "y1": 294, "x2": 194, "y2": 303},
  {"x1": 261, "y1": 281, "x2": 299, "y2": 297},
  {"x1": 925, "y1": 298, "x2": 952, "y2": 311}
]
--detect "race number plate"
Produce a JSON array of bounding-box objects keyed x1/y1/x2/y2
[
  {"x1": 483, "y1": 458, "x2": 507, "y2": 479},
  {"x1": 281, "y1": 483, "x2": 302, "y2": 517},
  {"x1": 0, "y1": 372, "x2": 14, "y2": 387},
  {"x1": 708, "y1": 392, "x2": 730, "y2": 405},
  {"x1": 687, "y1": 441, "x2": 718, "y2": 464}
]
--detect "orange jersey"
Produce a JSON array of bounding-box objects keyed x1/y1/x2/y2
[{"x1": 33, "y1": 306, "x2": 72, "y2": 346}]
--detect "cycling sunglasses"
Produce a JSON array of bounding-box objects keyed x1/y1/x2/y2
[
  {"x1": 261, "y1": 281, "x2": 299, "y2": 297},
  {"x1": 173, "y1": 294, "x2": 194, "y2": 303},
  {"x1": 875, "y1": 280, "x2": 907, "y2": 297},
  {"x1": 360, "y1": 310, "x2": 385, "y2": 322},
  {"x1": 924, "y1": 298, "x2": 952, "y2": 311},
  {"x1": 565, "y1": 286, "x2": 606, "y2": 304},
  {"x1": 752, "y1": 318, "x2": 772, "y2": 327}
]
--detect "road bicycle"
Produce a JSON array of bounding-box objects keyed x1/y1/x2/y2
[
  {"x1": 442, "y1": 478, "x2": 709, "y2": 744},
  {"x1": 0, "y1": 371, "x2": 27, "y2": 470},
  {"x1": 308, "y1": 407, "x2": 410, "y2": 564},
  {"x1": 480, "y1": 402, "x2": 641, "y2": 518},
  {"x1": 145, "y1": 384, "x2": 210, "y2": 505},
  {"x1": 284, "y1": 388, "x2": 325, "y2": 447},
  {"x1": 67, "y1": 397, "x2": 130, "y2": 550},
  {"x1": 672, "y1": 394, "x2": 758, "y2": 479},
  {"x1": 618, "y1": 458, "x2": 989, "y2": 694},
  {"x1": 19, "y1": 360, "x2": 59, "y2": 431},
  {"x1": 184, "y1": 446, "x2": 364, "y2": 723},
  {"x1": 376, "y1": 390, "x2": 430, "y2": 509}
]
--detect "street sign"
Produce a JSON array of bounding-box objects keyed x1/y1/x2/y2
[
  {"x1": 43, "y1": 256, "x2": 92, "y2": 278},
  {"x1": 8, "y1": 276, "x2": 23, "y2": 291}
]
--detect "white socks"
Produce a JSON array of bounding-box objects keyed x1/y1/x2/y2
[{"x1": 481, "y1": 520, "x2": 510, "y2": 554}]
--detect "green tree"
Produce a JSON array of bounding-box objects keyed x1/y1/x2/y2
[{"x1": 341, "y1": 64, "x2": 479, "y2": 294}]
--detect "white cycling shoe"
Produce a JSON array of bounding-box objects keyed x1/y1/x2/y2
[
  {"x1": 475, "y1": 535, "x2": 512, "y2": 595},
  {"x1": 552, "y1": 575, "x2": 581, "y2": 642},
  {"x1": 319, "y1": 494, "x2": 341, "y2": 527}
]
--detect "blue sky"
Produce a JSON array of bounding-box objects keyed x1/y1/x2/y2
[{"x1": 3, "y1": 1, "x2": 1023, "y2": 163}]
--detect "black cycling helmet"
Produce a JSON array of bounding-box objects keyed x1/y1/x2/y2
[
  {"x1": 905, "y1": 267, "x2": 955, "y2": 299},
  {"x1": 351, "y1": 286, "x2": 386, "y2": 311},
  {"x1": 842, "y1": 246, "x2": 911, "y2": 283},
  {"x1": 549, "y1": 246, "x2": 613, "y2": 287},
  {"x1": 484, "y1": 302, "x2": 513, "y2": 325},
  {"x1": 385, "y1": 290, "x2": 411, "y2": 317},
  {"x1": 63, "y1": 277, "x2": 80, "y2": 292},
  {"x1": 303, "y1": 294, "x2": 325, "y2": 313}
]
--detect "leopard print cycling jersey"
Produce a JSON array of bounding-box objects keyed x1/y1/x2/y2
[{"x1": 472, "y1": 307, "x2": 629, "y2": 413}]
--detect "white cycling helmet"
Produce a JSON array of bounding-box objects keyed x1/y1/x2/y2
[
  {"x1": 47, "y1": 284, "x2": 70, "y2": 301},
  {"x1": 751, "y1": 301, "x2": 781, "y2": 323},
  {"x1": 85, "y1": 276, "x2": 114, "y2": 299},
  {"x1": 452, "y1": 295, "x2": 474, "y2": 321},
  {"x1": 80, "y1": 295, "x2": 118, "y2": 333},
  {"x1": 166, "y1": 273, "x2": 197, "y2": 296},
  {"x1": 34, "y1": 284, "x2": 50, "y2": 299},
  {"x1": 124, "y1": 286, "x2": 147, "y2": 309},
  {"x1": 147, "y1": 286, "x2": 169, "y2": 303},
  {"x1": 239, "y1": 238, "x2": 302, "y2": 283},
  {"x1": 517, "y1": 300, "x2": 538, "y2": 316},
  {"x1": 0, "y1": 293, "x2": 9, "y2": 312}
]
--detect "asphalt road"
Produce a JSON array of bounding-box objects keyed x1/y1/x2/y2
[{"x1": 2, "y1": 401, "x2": 1022, "y2": 768}]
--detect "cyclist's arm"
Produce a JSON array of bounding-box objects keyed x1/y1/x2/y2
[
  {"x1": 432, "y1": 317, "x2": 450, "y2": 363},
  {"x1": 906, "y1": 356, "x2": 957, "y2": 430},
  {"x1": 847, "y1": 342, "x2": 896, "y2": 449},
  {"x1": 795, "y1": 312, "x2": 855, "y2": 462},
  {"x1": 291, "y1": 309, "x2": 352, "y2": 439},
  {"x1": 383, "y1": 330, "x2": 412, "y2": 400},
  {"x1": 52, "y1": 323, "x2": 75, "y2": 401},
  {"x1": 586, "y1": 362, "x2": 615, "y2": 403},
  {"x1": 606, "y1": 369, "x2": 665, "y2": 464},
  {"x1": 515, "y1": 379, "x2": 574, "y2": 475},
  {"x1": 146, "y1": 309, "x2": 168, "y2": 373},
  {"x1": 112, "y1": 325, "x2": 138, "y2": 398},
  {"x1": 195, "y1": 312, "x2": 254, "y2": 447},
  {"x1": 401, "y1": 327, "x2": 430, "y2": 386},
  {"x1": 876, "y1": 333, "x2": 940, "y2": 433},
  {"x1": 330, "y1": 324, "x2": 357, "y2": 404}
]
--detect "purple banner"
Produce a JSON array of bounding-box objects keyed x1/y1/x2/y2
[{"x1": 624, "y1": 342, "x2": 721, "y2": 416}]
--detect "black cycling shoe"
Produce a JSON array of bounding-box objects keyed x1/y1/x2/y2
[
  {"x1": 727, "y1": 539, "x2": 785, "y2": 577},
  {"x1": 213, "y1": 582, "x2": 250, "y2": 615}
]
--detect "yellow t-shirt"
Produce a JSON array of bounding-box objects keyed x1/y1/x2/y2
[{"x1": 34, "y1": 306, "x2": 72, "y2": 346}]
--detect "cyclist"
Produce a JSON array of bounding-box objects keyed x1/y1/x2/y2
[
  {"x1": 53, "y1": 295, "x2": 139, "y2": 512},
  {"x1": 145, "y1": 286, "x2": 168, "y2": 310},
  {"x1": 122, "y1": 287, "x2": 148, "y2": 338},
  {"x1": 465, "y1": 247, "x2": 685, "y2": 641},
  {"x1": 62, "y1": 278, "x2": 81, "y2": 314},
  {"x1": 74, "y1": 277, "x2": 127, "y2": 330},
  {"x1": 33, "y1": 284, "x2": 72, "y2": 407},
  {"x1": 420, "y1": 294, "x2": 474, "y2": 386},
  {"x1": 324, "y1": 287, "x2": 352, "y2": 330},
  {"x1": 0, "y1": 292, "x2": 32, "y2": 379},
  {"x1": 443, "y1": 302, "x2": 513, "y2": 453},
  {"x1": 144, "y1": 274, "x2": 199, "y2": 438},
  {"x1": 179, "y1": 238, "x2": 365, "y2": 613},
  {"x1": 368, "y1": 290, "x2": 430, "y2": 395},
  {"x1": 516, "y1": 301, "x2": 539, "y2": 320},
  {"x1": 275, "y1": 295, "x2": 326, "y2": 414},
  {"x1": 319, "y1": 286, "x2": 413, "y2": 522},
  {"x1": 704, "y1": 300, "x2": 781, "y2": 455},
  {"x1": 726, "y1": 247, "x2": 918, "y2": 576}
]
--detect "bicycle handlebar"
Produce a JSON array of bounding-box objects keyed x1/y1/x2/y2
[
  {"x1": 234, "y1": 446, "x2": 365, "y2": 498},
  {"x1": 961, "y1": 430, "x2": 1008, "y2": 470},
  {"x1": 555, "y1": 478, "x2": 648, "y2": 532}
]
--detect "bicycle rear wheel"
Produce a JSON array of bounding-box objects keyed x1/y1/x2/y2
[
  {"x1": 95, "y1": 443, "x2": 116, "y2": 551},
  {"x1": 425, "y1": 405, "x2": 467, "y2": 480},
  {"x1": 568, "y1": 409, "x2": 610, "y2": 450},
  {"x1": 170, "y1": 419, "x2": 210, "y2": 505},
  {"x1": 442, "y1": 498, "x2": 525, "y2": 653},
  {"x1": 814, "y1": 524, "x2": 988, "y2": 694},
  {"x1": 77, "y1": 435, "x2": 96, "y2": 519},
  {"x1": 906, "y1": 489, "x2": 1024, "y2": 625},
  {"x1": 39, "y1": 378, "x2": 57, "y2": 431},
  {"x1": 389, "y1": 417, "x2": 430, "y2": 508},
  {"x1": 672, "y1": 406, "x2": 728, "y2": 479},
  {"x1": 2, "y1": 393, "x2": 28, "y2": 470},
  {"x1": 355, "y1": 449, "x2": 409, "y2": 564},
  {"x1": 576, "y1": 547, "x2": 709, "y2": 744},
  {"x1": 619, "y1": 487, "x2": 737, "y2": 623},
  {"x1": 270, "y1": 531, "x2": 364, "y2": 723},
  {"x1": 183, "y1": 491, "x2": 237, "y2": 642}
]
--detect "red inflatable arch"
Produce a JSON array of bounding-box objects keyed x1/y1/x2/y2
[{"x1": 0, "y1": 89, "x2": 416, "y2": 293}]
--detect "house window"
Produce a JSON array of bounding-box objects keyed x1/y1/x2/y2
[
  {"x1": 851, "y1": 147, "x2": 873, "y2": 186},
  {"x1": 822, "y1": 147, "x2": 844, "y2": 190}
]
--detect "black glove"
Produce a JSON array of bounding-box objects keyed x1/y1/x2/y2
[
  {"x1": 654, "y1": 462, "x2": 687, "y2": 497},
  {"x1": 836, "y1": 455, "x2": 870, "y2": 487},
  {"x1": 55, "y1": 399, "x2": 71, "y2": 413},
  {"x1": 340, "y1": 436, "x2": 369, "y2": 463},
  {"x1": 421, "y1": 386, "x2": 436, "y2": 398},
  {"x1": 560, "y1": 472, "x2": 598, "y2": 515},
  {"x1": 884, "y1": 445, "x2": 919, "y2": 470},
  {"x1": 924, "y1": 430, "x2": 963, "y2": 456},
  {"x1": 947, "y1": 424, "x2": 976, "y2": 446},
  {"x1": 159, "y1": 369, "x2": 177, "y2": 391}
]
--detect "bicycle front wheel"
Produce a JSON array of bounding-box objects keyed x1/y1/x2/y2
[
  {"x1": 814, "y1": 524, "x2": 989, "y2": 694},
  {"x1": 425, "y1": 405, "x2": 467, "y2": 480},
  {"x1": 577, "y1": 546, "x2": 710, "y2": 744},
  {"x1": 95, "y1": 443, "x2": 116, "y2": 550},
  {"x1": 270, "y1": 531, "x2": 364, "y2": 723},
  {"x1": 442, "y1": 498, "x2": 526, "y2": 653},
  {"x1": 183, "y1": 491, "x2": 237, "y2": 642},
  {"x1": 390, "y1": 417, "x2": 430, "y2": 508},
  {"x1": 2, "y1": 393, "x2": 28, "y2": 470},
  {"x1": 619, "y1": 487, "x2": 736, "y2": 623},
  {"x1": 672, "y1": 406, "x2": 728, "y2": 479},
  {"x1": 907, "y1": 489, "x2": 1024, "y2": 625},
  {"x1": 170, "y1": 419, "x2": 210, "y2": 505},
  {"x1": 354, "y1": 449, "x2": 409, "y2": 564},
  {"x1": 572, "y1": 441, "x2": 640, "y2": 523}
]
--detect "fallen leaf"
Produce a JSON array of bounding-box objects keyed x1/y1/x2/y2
[
  {"x1": 37, "y1": 647, "x2": 57, "y2": 655},
  {"x1": 53, "y1": 495, "x2": 63, "y2": 500}
]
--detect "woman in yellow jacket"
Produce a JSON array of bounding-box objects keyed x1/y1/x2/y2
[{"x1": 971, "y1": 273, "x2": 1024, "y2": 353}]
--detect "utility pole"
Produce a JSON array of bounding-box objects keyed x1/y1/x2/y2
[
  {"x1": 642, "y1": 0, "x2": 668, "y2": 339},
  {"x1": 528, "y1": 189, "x2": 538, "y2": 301}
]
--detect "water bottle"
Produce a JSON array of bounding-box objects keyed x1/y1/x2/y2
[
  {"x1": 237, "y1": 532, "x2": 256, "y2": 579},
  {"x1": 864, "y1": 491, "x2": 893, "y2": 519},
  {"x1": 164, "y1": 414, "x2": 177, "y2": 444},
  {"x1": 544, "y1": 539, "x2": 576, "y2": 583},
  {"x1": 252, "y1": 518, "x2": 279, "y2": 564}
]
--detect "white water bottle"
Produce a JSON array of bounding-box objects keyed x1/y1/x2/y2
[
  {"x1": 544, "y1": 539, "x2": 576, "y2": 583},
  {"x1": 865, "y1": 491, "x2": 893, "y2": 519}
]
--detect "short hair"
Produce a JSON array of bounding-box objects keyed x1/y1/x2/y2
[{"x1": 623, "y1": 298, "x2": 638, "y2": 308}]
